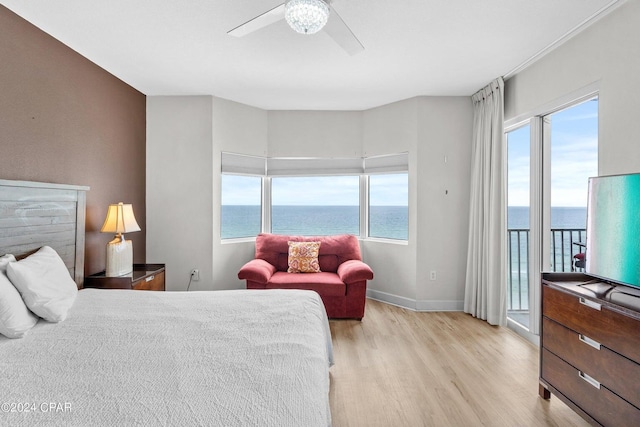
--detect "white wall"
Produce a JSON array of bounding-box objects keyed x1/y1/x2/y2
[
  {"x1": 361, "y1": 99, "x2": 418, "y2": 306},
  {"x1": 146, "y1": 96, "x2": 268, "y2": 291},
  {"x1": 147, "y1": 95, "x2": 474, "y2": 311},
  {"x1": 505, "y1": 0, "x2": 640, "y2": 175},
  {"x1": 267, "y1": 110, "x2": 363, "y2": 157},
  {"x1": 211, "y1": 97, "x2": 269, "y2": 290},
  {"x1": 146, "y1": 96, "x2": 213, "y2": 291},
  {"x1": 360, "y1": 97, "x2": 473, "y2": 309},
  {"x1": 415, "y1": 97, "x2": 473, "y2": 309}
]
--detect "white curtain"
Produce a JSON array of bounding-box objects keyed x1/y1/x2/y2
[{"x1": 464, "y1": 77, "x2": 507, "y2": 326}]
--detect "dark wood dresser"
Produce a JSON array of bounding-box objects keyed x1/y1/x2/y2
[
  {"x1": 540, "y1": 272, "x2": 640, "y2": 426},
  {"x1": 84, "y1": 264, "x2": 165, "y2": 291}
]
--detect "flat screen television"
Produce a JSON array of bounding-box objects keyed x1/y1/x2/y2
[{"x1": 586, "y1": 172, "x2": 640, "y2": 289}]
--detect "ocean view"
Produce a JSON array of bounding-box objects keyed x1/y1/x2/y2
[
  {"x1": 222, "y1": 205, "x2": 408, "y2": 240},
  {"x1": 222, "y1": 205, "x2": 586, "y2": 239},
  {"x1": 508, "y1": 206, "x2": 587, "y2": 230}
]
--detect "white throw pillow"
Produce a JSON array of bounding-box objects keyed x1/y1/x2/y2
[
  {"x1": 7, "y1": 246, "x2": 78, "y2": 323},
  {"x1": 0, "y1": 254, "x2": 39, "y2": 338}
]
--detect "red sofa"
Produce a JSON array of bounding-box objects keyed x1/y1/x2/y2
[{"x1": 238, "y1": 233, "x2": 374, "y2": 319}]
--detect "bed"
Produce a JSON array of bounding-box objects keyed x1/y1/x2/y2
[{"x1": 0, "y1": 179, "x2": 333, "y2": 427}]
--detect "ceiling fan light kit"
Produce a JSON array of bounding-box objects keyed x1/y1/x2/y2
[
  {"x1": 228, "y1": 0, "x2": 363, "y2": 55},
  {"x1": 285, "y1": 0, "x2": 330, "y2": 34}
]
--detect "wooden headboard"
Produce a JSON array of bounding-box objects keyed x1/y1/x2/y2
[{"x1": 0, "y1": 179, "x2": 89, "y2": 287}]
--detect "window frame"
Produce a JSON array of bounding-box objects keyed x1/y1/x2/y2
[{"x1": 220, "y1": 152, "x2": 409, "y2": 242}]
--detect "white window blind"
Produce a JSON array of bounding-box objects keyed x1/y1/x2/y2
[
  {"x1": 364, "y1": 152, "x2": 409, "y2": 174},
  {"x1": 221, "y1": 152, "x2": 266, "y2": 176},
  {"x1": 222, "y1": 152, "x2": 408, "y2": 176},
  {"x1": 266, "y1": 157, "x2": 364, "y2": 176}
]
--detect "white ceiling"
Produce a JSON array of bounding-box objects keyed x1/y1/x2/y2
[{"x1": 1, "y1": 0, "x2": 621, "y2": 110}]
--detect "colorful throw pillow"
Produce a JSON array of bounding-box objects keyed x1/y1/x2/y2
[{"x1": 287, "y1": 241, "x2": 321, "y2": 273}]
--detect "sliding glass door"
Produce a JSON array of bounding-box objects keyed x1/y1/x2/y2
[
  {"x1": 506, "y1": 96, "x2": 598, "y2": 334},
  {"x1": 507, "y1": 125, "x2": 531, "y2": 328}
]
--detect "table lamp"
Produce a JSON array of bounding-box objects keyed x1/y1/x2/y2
[{"x1": 101, "y1": 202, "x2": 141, "y2": 277}]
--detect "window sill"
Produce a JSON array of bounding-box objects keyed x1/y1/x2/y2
[
  {"x1": 361, "y1": 237, "x2": 409, "y2": 245},
  {"x1": 221, "y1": 236, "x2": 256, "y2": 244}
]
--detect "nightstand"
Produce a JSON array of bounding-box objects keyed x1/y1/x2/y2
[{"x1": 84, "y1": 264, "x2": 165, "y2": 291}]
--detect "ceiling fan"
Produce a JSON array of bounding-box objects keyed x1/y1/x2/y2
[{"x1": 228, "y1": 0, "x2": 364, "y2": 56}]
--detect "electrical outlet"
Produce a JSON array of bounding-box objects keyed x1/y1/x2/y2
[
  {"x1": 191, "y1": 269, "x2": 200, "y2": 281},
  {"x1": 430, "y1": 270, "x2": 436, "y2": 281}
]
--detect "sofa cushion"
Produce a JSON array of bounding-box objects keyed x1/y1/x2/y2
[
  {"x1": 256, "y1": 233, "x2": 362, "y2": 273},
  {"x1": 318, "y1": 254, "x2": 339, "y2": 272},
  {"x1": 267, "y1": 272, "x2": 346, "y2": 297},
  {"x1": 287, "y1": 241, "x2": 321, "y2": 273}
]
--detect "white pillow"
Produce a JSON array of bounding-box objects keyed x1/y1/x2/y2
[
  {"x1": 7, "y1": 246, "x2": 78, "y2": 323},
  {"x1": 0, "y1": 254, "x2": 39, "y2": 338}
]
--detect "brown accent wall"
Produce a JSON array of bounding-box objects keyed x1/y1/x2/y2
[{"x1": 0, "y1": 6, "x2": 146, "y2": 278}]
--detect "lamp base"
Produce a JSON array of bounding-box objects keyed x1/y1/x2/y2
[{"x1": 105, "y1": 234, "x2": 133, "y2": 277}]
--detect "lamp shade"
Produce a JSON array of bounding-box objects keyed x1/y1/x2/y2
[{"x1": 100, "y1": 203, "x2": 141, "y2": 234}]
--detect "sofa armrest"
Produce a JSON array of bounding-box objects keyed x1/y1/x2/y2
[
  {"x1": 337, "y1": 260, "x2": 374, "y2": 284},
  {"x1": 238, "y1": 259, "x2": 277, "y2": 284}
]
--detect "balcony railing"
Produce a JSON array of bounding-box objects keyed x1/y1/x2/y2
[{"x1": 507, "y1": 228, "x2": 586, "y2": 312}]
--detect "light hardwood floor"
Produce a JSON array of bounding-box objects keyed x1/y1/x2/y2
[{"x1": 329, "y1": 299, "x2": 590, "y2": 427}]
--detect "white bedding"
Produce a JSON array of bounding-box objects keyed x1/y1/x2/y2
[{"x1": 0, "y1": 289, "x2": 333, "y2": 427}]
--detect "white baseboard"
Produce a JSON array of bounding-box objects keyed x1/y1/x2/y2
[
  {"x1": 415, "y1": 299, "x2": 464, "y2": 312},
  {"x1": 366, "y1": 289, "x2": 464, "y2": 312},
  {"x1": 367, "y1": 289, "x2": 417, "y2": 310}
]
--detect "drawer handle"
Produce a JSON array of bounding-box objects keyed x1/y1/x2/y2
[
  {"x1": 145, "y1": 275, "x2": 155, "y2": 282},
  {"x1": 578, "y1": 371, "x2": 601, "y2": 390},
  {"x1": 579, "y1": 297, "x2": 601, "y2": 311},
  {"x1": 578, "y1": 334, "x2": 601, "y2": 350}
]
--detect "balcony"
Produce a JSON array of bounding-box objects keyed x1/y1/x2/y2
[{"x1": 507, "y1": 228, "x2": 586, "y2": 328}]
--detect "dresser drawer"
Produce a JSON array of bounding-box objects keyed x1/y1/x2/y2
[
  {"x1": 543, "y1": 317, "x2": 640, "y2": 408},
  {"x1": 541, "y1": 348, "x2": 640, "y2": 426},
  {"x1": 543, "y1": 284, "x2": 640, "y2": 364},
  {"x1": 133, "y1": 271, "x2": 165, "y2": 291}
]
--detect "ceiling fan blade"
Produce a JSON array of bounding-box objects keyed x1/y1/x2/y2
[
  {"x1": 324, "y1": 5, "x2": 364, "y2": 55},
  {"x1": 228, "y1": 3, "x2": 285, "y2": 38}
]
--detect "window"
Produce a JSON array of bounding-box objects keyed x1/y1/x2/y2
[
  {"x1": 220, "y1": 174, "x2": 262, "y2": 239},
  {"x1": 220, "y1": 152, "x2": 409, "y2": 241},
  {"x1": 271, "y1": 176, "x2": 360, "y2": 236},
  {"x1": 368, "y1": 173, "x2": 408, "y2": 240}
]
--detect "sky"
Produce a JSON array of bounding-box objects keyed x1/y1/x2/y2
[
  {"x1": 507, "y1": 98, "x2": 598, "y2": 207},
  {"x1": 221, "y1": 173, "x2": 409, "y2": 206},
  {"x1": 272, "y1": 176, "x2": 360, "y2": 206}
]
